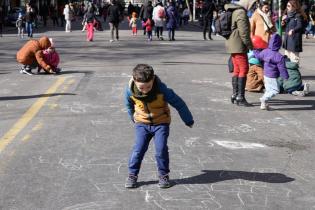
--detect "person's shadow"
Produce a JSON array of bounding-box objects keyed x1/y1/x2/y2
[{"x1": 138, "y1": 170, "x2": 295, "y2": 187}]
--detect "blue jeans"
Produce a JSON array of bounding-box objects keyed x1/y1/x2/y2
[
  {"x1": 26, "y1": 21, "x2": 33, "y2": 37},
  {"x1": 261, "y1": 76, "x2": 280, "y2": 101},
  {"x1": 128, "y1": 123, "x2": 170, "y2": 176}
]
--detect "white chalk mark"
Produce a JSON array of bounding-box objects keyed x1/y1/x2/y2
[
  {"x1": 252, "y1": 118, "x2": 301, "y2": 127},
  {"x1": 237, "y1": 192, "x2": 245, "y2": 206},
  {"x1": 153, "y1": 200, "x2": 167, "y2": 210},
  {"x1": 179, "y1": 146, "x2": 186, "y2": 155},
  {"x1": 184, "y1": 137, "x2": 200, "y2": 147},
  {"x1": 38, "y1": 156, "x2": 49, "y2": 164},
  {"x1": 145, "y1": 190, "x2": 153, "y2": 202},
  {"x1": 59, "y1": 158, "x2": 82, "y2": 171},
  {"x1": 117, "y1": 163, "x2": 122, "y2": 174},
  {"x1": 214, "y1": 140, "x2": 266, "y2": 149},
  {"x1": 292, "y1": 171, "x2": 310, "y2": 182},
  {"x1": 218, "y1": 124, "x2": 255, "y2": 134}
]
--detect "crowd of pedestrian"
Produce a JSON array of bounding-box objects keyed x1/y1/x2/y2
[
  {"x1": 224, "y1": 0, "x2": 310, "y2": 111},
  {"x1": 1, "y1": 0, "x2": 311, "y2": 106}
]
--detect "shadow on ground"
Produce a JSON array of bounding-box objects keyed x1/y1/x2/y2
[
  {"x1": 138, "y1": 169, "x2": 295, "y2": 187},
  {"x1": 0, "y1": 93, "x2": 76, "y2": 101}
]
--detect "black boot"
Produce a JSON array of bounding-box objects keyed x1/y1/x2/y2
[
  {"x1": 231, "y1": 76, "x2": 238, "y2": 104},
  {"x1": 203, "y1": 32, "x2": 207, "y2": 40},
  {"x1": 236, "y1": 77, "x2": 251, "y2": 106}
]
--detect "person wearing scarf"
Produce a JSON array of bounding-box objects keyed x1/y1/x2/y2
[
  {"x1": 281, "y1": 0, "x2": 303, "y2": 64},
  {"x1": 250, "y1": 0, "x2": 275, "y2": 43}
]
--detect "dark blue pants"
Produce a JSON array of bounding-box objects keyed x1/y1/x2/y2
[
  {"x1": 168, "y1": 28, "x2": 175, "y2": 40},
  {"x1": 128, "y1": 123, "x2": 170, "y2": 176},
  {"x1": 26, "y1": 22, "x2": 33, "y2": 37}
]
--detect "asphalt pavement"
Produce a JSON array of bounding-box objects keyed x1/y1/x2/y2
[{"x1": 0, "y1": 19, "x2": 315, "y2": 210}]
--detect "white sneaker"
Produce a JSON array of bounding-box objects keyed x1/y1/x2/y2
[
  {"x1": 109, "y1": 39, "x2": 114, "y2": 43},
  {"x1": 303, "y1": 83, "x2": 310, "y2": 95},
  {"x1": 260, "y1": 98, "x2": 269, "y2": 110},
  {"x1": 22, "y1": 69, "x2": 33, "y2": 75},
  {"x1": 292, "y1": 90, "x2": 305, "y2": 97}
]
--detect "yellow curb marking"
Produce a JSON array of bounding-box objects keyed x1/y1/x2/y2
[{"x1": 0, "y1": 77, "x2": 66, "y2": 153}]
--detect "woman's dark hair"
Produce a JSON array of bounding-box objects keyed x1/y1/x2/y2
[
  {"x1": 132, "y1": 64, "x2": 154, "y2": 82},
  {"x1": 259, "y1": 0, "x2": 270, "y2": 8}
]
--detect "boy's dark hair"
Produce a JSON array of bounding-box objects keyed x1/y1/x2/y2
[{"x1": 132, "y1": 64, "x2": 154, "y2": 82}]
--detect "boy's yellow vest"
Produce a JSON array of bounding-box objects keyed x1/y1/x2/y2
[{"x1": 130, "y1": 93, "x2": 171, "y2": 124}]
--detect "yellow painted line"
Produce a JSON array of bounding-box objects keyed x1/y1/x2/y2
[
  {"x1": 67, "y1": 79, "x2": 75, "y2": 85},
  {"x1": 22, "y1": 134, "x2": 31, "y2": 142},
  {"x1": 48, "y1": 103, "x2": 59, "y2": 110},
  {"x1": 32, "y1": 122, "x2": 43, "y2": 131},
  {"x1": 0, "y1": 77, "x2": 66, "y2": 153}
]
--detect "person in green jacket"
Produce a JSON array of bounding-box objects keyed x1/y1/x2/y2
[
  {"x1": 225, "y1": 0, "x2": 256, "y2": 106},
  {"x1": 277, "y1": 59, "x2": 310, "y2": 96}
]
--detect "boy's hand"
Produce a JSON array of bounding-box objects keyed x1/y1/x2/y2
[{"x1": 186, "y1": 121, "x2": 194, "y2": 128}]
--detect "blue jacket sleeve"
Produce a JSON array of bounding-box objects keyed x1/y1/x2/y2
[
  {"x1": 124, "y1": 87, "x2": 135, "y2": 122},
  {"x1": 277, "y1": 56, "x2": 289, "y2": 80},
  {"x1": 159, "y1": 81, "x2": 194, "y2": 126}
]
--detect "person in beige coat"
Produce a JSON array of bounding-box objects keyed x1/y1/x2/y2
[
  {"x1": 225, "y1": 0, "x2": 255, "y2": 106},
  {"x1": 250, "y1": 0, "x2": 275, "y2": 43}
]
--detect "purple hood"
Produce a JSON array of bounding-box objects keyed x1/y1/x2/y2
[
  {"x1": 253, "y1": 34, "x2": 289, "y2": 79},
  {"x1": 268, "y1": 33, "x2": 282, "y2": 51}
]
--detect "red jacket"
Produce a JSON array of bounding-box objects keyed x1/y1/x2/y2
[{"x1": 145, "y1": 19, "x2": 152, "y2": 32}]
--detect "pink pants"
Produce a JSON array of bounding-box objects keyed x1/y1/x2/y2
[
  {"x1": 132, "y1": 27, "x2": 137, "y2": 34},
  {"x1": 86, "y1": 23, "x2": 94, "y2": 41},
  {"x1": 232, "y1": 53, "x2": 249, "y2": 78}
]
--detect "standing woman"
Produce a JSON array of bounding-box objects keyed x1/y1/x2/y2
[
  {"x1": 25, "y1": 3, "x2": 35, "y2": 38},
  {"x1": 63, "y1": 4, "x2": 71, "y2": 32},
  {"x1": 166, "y1": 1, "x2": 178, "y2": 41},
  {"x1": 282, "y1": 0, "x2": 303, "y2": 63},
  {"x1": 250, "y1": 0, "x2": 275, "y2": 43}
]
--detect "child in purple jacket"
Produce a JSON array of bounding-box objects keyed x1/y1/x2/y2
[{"x1": 254, "y1": 33, "x2": 289, "y2": 110}]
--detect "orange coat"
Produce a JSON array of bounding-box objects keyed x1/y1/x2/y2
[
  {"x1": 16, "y1": 36, "x2": 52, "y2": 70},
  {"x1": 250, "y1": 11, "x2": 275, "y2": 43}
]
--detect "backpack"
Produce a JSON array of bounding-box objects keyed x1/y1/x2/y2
[
  {"x1": 215, "y1": 10, "x2": 234, "y2": 39},
  {"x1": 157, "y1": 7, "x2": 165, "y2": 18}
]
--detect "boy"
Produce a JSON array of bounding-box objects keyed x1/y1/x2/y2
[
  {"x1": 254, "y1": 33, "x2": 289, "y2": 110},
  {"x1": 125, "y1": 64, "x2": 194, "y2": 188}
]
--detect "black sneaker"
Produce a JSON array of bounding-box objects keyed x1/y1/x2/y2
[
  {"x1": 158, "y1": 175, "x2": 171, "y2": 188},
  {"x1": 125, "y1": 174, "x2": 138, "y2": 188}
]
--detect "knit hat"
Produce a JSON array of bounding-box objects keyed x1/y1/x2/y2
[
  {"x1": 237, "y1": 0, "x2": 257, "y2": 10},
  {"x1": 49, "y1": 38, "x2": 55, "y2": 48}
]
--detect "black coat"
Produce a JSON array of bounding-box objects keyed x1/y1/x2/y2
[
  {"x1": 107, "y1": 4, "x2": 120, "y2": 24},
  {"x1": 202, "y1": 1, "x2": 216, "y2": 20},
  {"x1": 283, "y1": 13, "x2": 303, "y2": 53},
  {"x1": 139, "y1": 3, "x2": 153, "y2": 20}
]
